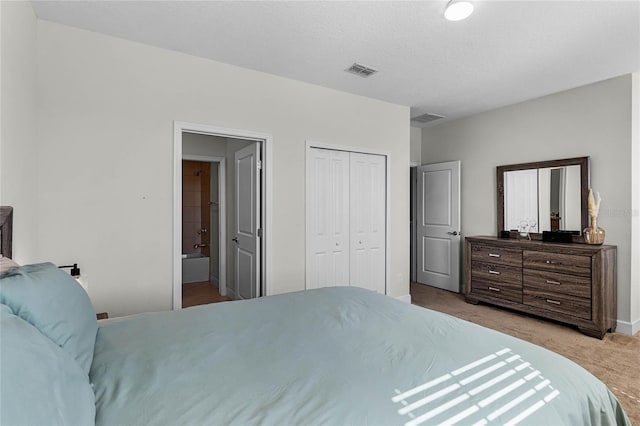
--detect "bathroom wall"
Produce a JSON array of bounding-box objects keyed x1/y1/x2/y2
[
  {"x1": 200, "y1": 164, "x2": 211, "y2": 258},
  {"x1": 182, "y1": 160, "x2": 210, "y2": 256}
]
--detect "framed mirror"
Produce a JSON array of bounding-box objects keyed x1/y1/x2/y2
[{"x1": 497, "y1": 157, "x2": 589, "y2": 237}]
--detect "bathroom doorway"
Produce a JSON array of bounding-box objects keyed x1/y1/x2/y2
[
  {"x1": 173, "y1": 122, "x2": 272, "y2": 309},
  {"x1": 181, "y1": 157, "x2": 228, "y2": 306}
]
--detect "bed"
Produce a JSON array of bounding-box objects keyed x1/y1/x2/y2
[{"x1": 0, "y1": 262, "x2": 630, "y2": 425}]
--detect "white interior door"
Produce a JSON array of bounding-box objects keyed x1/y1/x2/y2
[
  {"x1": 416, "y1": 161, "x2": 461, "y2": 292},
  {"x1": 234, "y1": 143, "x2": 260, "y2": 299},
  {"x1": 349, "y1": 152, "x2": 386, "y2": 294},
  {"x1": 306, "y1": 148, "x2": 350, "y2": 288}
]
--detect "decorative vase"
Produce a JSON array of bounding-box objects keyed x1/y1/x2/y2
[{"x1": 583, "y1": 216, "x2": 605, "y2": 245}]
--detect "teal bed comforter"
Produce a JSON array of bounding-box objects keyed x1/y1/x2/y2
[{"x1": 90, "y1": 287, "x2": 629, "y2": 425}]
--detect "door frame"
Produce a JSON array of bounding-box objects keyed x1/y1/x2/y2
[
  {"x1": 182, "y1": 154, "x2": 226, "y2": 296},
  {"x1": 304, "y1": 141, "x2": 391, "y2": 294},
  {"x1": 173, "y1": 121, "x2": 273, "y2": 309},
  {"x1": 410, "y1": 164, "x2": 418, "y2": 282}
]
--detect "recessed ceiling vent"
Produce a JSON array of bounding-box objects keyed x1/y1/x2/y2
[
  {"x1": 411, "y1": 113, "x2": 445, "y2": 124},
  {"x1": 346, "y1": 63, "x2": 378, "y2": 78}
]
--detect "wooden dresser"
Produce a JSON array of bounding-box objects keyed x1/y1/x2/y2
[{"x1": 464, "y1": 236, "x2": 617, "y2": 339}]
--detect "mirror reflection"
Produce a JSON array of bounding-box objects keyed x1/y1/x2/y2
[{"x1": 504, "y1": 165, "x2": 582, "y2": 233}]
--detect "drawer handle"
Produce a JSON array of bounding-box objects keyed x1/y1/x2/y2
[
  {"x1": 546, "y1": 299, "x2": 561, "y2": 305},
  {"x1": 545, "y1": 260, "x2": 559, "y2": 265},
  {"x1": 488, "y1": 270, "x2": 500, "y2": 275},
  {"x1": 488, "y1": 253, "x2": 501, "y2": 258},
  {"x1": 546, "y1": 279, "x2": 561, "y2": 285},
  {"x1": 488, "y1": 286, "x2": 501, "y2": 292}
]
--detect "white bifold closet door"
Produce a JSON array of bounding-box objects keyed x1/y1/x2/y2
[
  {"x1": 307, "y1": 149, "x2": 351, "y2": 288},
  {"x1": 349, "y1": 152, "x2": 386, "y2": 292},
  {"x1": 306, "y1": 147, "x2": 386, "y2": 294}
]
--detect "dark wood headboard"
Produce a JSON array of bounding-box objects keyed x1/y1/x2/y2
[{"x1": 0, "y1": 206, "x2": 13, "y2": 259}]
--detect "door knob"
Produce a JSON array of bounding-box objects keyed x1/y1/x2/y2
[
  {"x1": 447, "y1": 231, "x2": 459, "y2": 236},
  {"x1": 232, "y1": 237, "x2": 238, "y2": 243}
]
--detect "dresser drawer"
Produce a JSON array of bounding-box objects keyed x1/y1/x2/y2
[
  {"x1": 472, "y1": 261, "x2": 522, "y2": 285},
  {"x1": 472, "y1": 279, "x2": 522, "y2": 303},
  {"x1": 523, "y1": 288, "x2": 591, "y2": 319},
  {"x1": 471, "y1": 245, "x2": 522, "y2": 267},
  {"x1": 523, "y1": 250, "x2": 591, "y2": 276},
  {"x1": 523, "y1": 269, "x2": 591, "y2": 299}
]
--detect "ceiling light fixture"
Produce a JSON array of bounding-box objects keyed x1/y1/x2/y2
[{"x1": 444, "y1": 0, "x2": 474, "y2": 21}]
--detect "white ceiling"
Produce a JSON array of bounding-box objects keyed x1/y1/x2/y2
[{"x1": 31, "y1": 1, "x2": 640, "y2": 126}]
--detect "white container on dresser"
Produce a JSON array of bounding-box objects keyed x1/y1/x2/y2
[{"x1": 464, "y1": 236, "x2": 617, "y2": 339}]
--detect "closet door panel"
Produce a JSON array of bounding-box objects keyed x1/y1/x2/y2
[
  {"x1": 306, "y1": 148, "x2": 350, "y2": 289},
  {"x1": 349, "y1": 152, "x2": 386, "y2": 294}
]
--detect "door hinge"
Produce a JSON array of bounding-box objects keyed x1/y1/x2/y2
[
  {"x1": 257, "y1": 160, "x2": 262, "y2": 170},
  {"x1": 257, "y1": 228, "x2": 263, "y2": 238}
]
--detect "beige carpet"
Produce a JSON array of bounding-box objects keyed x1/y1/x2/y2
[{"x1": 410, "y1": 282, "x2": 640, "y2": 425}]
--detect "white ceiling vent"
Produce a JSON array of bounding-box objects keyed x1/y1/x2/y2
[
  {"x1": 346, "y1": 63, "x2": 378, "y2": 78},
  {"x1": 411, "y1": 113, "x2": 445, "y2": 125}
]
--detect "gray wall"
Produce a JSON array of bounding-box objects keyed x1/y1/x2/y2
[
  {"x1": 410, "y1": 127, "x2": 422, "y2": 165},
  {"x1": 26, "y1": 19, "x2": 409, "y2": 317},
  {"x1": 0, "y1": 2, "x2": 38, "y2": 264},
  {"x1": 421, "y1": 75, "x2": 637, "y2": 328}
]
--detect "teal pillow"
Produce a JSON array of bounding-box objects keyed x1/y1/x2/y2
[
  {"x1": 0, "y1": 304, "x2": 96, "y2": 425},
  {"x1": 0, "y1": 263, "x2": 98, "y2": 375}
]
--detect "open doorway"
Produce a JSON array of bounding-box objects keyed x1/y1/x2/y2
[
  {"x1": 181, "y1": 155, "x2": 228, "y2": 307},
  {"x1": 173, "y1": 122, "x2": 272, "y2": 309}
]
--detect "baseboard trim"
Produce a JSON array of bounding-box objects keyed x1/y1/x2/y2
[
  {"x1": 395, "y1": 294, "x2": 412, "y2": 304},
  {"x1": 616, "y1": 319, "x2": 640, "y2": 336}
]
